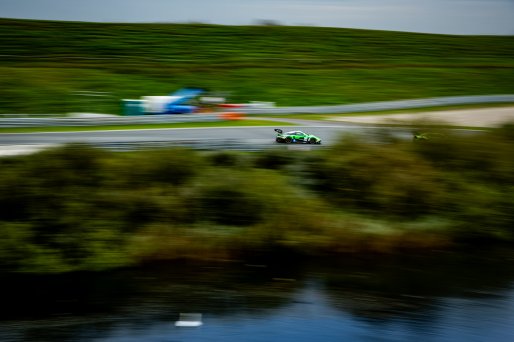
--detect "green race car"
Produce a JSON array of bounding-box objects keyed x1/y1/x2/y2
[{"x1": 275, "y1": 129, "x2": 322, "y2": 144}]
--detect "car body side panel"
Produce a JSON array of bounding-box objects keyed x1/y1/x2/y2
[{"x1": 274, "y1": 129, "x2": 321, "y2": 144}]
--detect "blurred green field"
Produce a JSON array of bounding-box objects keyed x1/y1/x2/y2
[{"x1": 1, "y1": 18, "x2": 513, "y2": 114}]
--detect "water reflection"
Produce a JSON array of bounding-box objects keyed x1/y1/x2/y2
[
  {"x1": 322, "y1": 250, "x2": 514, "y2": 322},
  {"x1": 1, "y1": 250, "x2": 514, "y2": 341}
]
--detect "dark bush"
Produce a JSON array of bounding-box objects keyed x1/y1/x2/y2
[
  {"x1": 254, "y1": 149, "x2": 296, "y2": 170},
  {"x1": 122, "y1": 147, "x2": 204, "y2": 187},
  {"x1": 208, "y1": 151, "x2": 243, "y2": 167},
  {"x1": 22, "y1": 143, "x2": 107, "y2": 188},
  {"x1": 199, "y1": 187, "x2": 264, "y2": 226}
]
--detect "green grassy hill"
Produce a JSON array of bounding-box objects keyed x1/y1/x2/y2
[{"x1": 1, "y1": 18, "x2": 514, "y2": 114}]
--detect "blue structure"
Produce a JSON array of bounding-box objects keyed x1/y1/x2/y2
[{"x1": 164, "y1": 87, "x2": 205, "y2": 114}]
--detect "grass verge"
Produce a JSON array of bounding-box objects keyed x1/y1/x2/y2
[{"x1": 0, "y1": 119, "x2": 295, "y2": 133}]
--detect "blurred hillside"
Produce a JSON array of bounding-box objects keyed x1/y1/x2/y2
[{"x1": 1, "y1": 18, "x2": 514, "y2": 114}]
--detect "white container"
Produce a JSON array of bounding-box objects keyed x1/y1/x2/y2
[{"x1": 142, "y1": 96, "x2": 181, "y2": 114}]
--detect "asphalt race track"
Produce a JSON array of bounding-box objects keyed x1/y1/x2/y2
[{"x1": 0, "y1": 123, "x2": 407, "y2": 154}]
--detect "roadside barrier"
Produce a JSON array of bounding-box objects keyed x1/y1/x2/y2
[
  {"x1": 219, "y1": 112, "x2": 244, "y2": 120},
  {"x1": 232, "y1": 95, "x2": 514, "y2": 115},
  {"x1": 1, "y1": 95, "x2": 513, "y2": 127},
  {"x1": 0, "y1": 113, "x2": 222, "y2": 128}
]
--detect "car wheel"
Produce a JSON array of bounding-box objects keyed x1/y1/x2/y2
[
  {"x1": 309, "y1": 138, "x2": 317, "y2": 144},
  {"x1": 285, "y1": 137, "x2": 292, "y2": 143}
]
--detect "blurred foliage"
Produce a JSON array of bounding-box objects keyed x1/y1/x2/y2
[
  {"x1": 0, "y1": 18, "x2": 513, "y2": 114},
  {"x1": 1, "y1": 124, "x2": 514, "y2": 273}
]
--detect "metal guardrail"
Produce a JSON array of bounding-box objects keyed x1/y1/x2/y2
[
  {"x1": 235, "y1": 95, "x2": 514, "y2": 115},
  {"x1": 0, "y1": 113, "x2": 222, "y2": 128},
  {"x1": 1, "y1": 95, "x2": 513, "y2": 128}
]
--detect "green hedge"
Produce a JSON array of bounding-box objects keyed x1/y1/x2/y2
[{"x1": 0, "y1": 126, "x2": 513, "y2": 273}]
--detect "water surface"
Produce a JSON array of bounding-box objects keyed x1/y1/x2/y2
[{"x1": 2, "y1": 250, "x2": 514, "y2": 342}]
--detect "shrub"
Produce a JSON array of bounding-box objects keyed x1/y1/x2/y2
[
  {"x1": 121, "y1": 147, "x2": 205, "y2": 187},
  {"x1": 309, "y1": 136, "x2": 446, "y2": 217},
  {"x1": 253, "y1": 148, "x2": 296, "y2": 170}
]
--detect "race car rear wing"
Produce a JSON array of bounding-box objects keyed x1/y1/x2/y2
[{"x1": 274, "y1": 129, "x2": 283, "y2": 134}]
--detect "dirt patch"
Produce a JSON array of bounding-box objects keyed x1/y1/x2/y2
[{"x1": 330, "y1": 106, "x2": 514, "y2": 127}]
